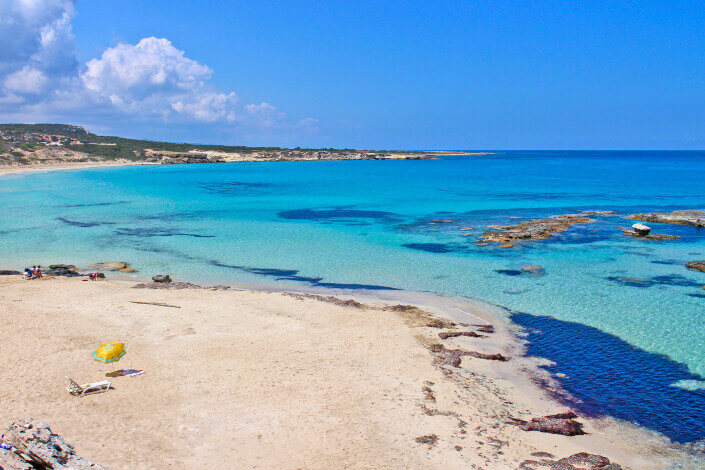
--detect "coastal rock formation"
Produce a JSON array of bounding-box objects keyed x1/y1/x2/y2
[
  {"x1": 152, "y1": 274, "x2": 172, "y2": 283},
  {"x1": 44, "y1": 264, "x2": 80, "y2": 277},
  {"x1": 512, "y1": 412, "x2": 586, "y2": 436},
  {"x1": 438, "y1": 331, "x2": 485, "y2": 339},
  {"x1": 520, "y1": 452, "x2": 618, "y2": 470},
  {"x1": 480, "y1": 214, "x2": 594, "y2": 246},
  {"x1": 429, "y1": 343, "x2": 508, "y2": 367},
  {"x1": 0, "y1": 270, "x2": 22, "y2": 275},
  {"x1": 90, "y1": 261, "x2": 135, "y2": 273},
  {"x1": 686, "y1": 261, "x2": 705, "y2": 273},
  {"x1": 0, "y1": 448, "x2": 33, "y2": 470},
  {"x1": 619, "y1": 227, "x2": 680, "y2": 240},
  {"x1": 1, "y1": 418, "x2": 105, "y2": 469},
  {"x1": 626, "y1": 209, "x2": 705, "y2": 227},
  {"x1": 631, "y1": 223, "x2": 651, "y2": 236}
]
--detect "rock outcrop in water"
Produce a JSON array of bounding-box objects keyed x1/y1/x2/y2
[
  {"x1": 44, "y1": 264, "x2": 80, "y2": 277},
  {"x1": 686, "y1": 261, "x2": 705, "y2": 273},
  {"x1": 619, "y1": 227, "x2": 680, "y2": 240},
  {"x1": 480, "y1": 214, "x2": 594, "y2": 247},
  {"x1": 90, "y1": 261, "x2": 136, "y2": 273},
  {"x1": 630, "y1": 223, "x2": 651, "y2": 236},
  {"x1": 1, "y1": 418, "x2": 105, "y2": 469},
  {"x1": 625, "y1": 210, "x2": 705, "y2": 227}
]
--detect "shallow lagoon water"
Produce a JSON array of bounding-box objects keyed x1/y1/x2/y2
[{"x1": 1, "y1": 151, "x2": 704, "y2": 442}]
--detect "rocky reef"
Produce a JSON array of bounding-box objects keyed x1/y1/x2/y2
[
  {"x1": 626, "y1": 210, "x2": 705, "y2": 227},
  {"x1": 0, "y1": 418, "x2": 105, "y2": 469},
  {"x1": 686, "y1": 261, "x2": 705, "y2": 273},
  {"x1": 480, "y1": 213, "x2": 595, "y2": 247}
]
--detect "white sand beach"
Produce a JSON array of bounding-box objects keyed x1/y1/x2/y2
[{"x1": 0, "y1": 276, "x2": 689, "y2": 469}]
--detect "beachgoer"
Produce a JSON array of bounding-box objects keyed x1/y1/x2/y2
[
  {"x1": 35, "y1": 266, "x2": 42, "y2": 279},
  {"x1": 90, "y1": 272, "x2": 98, "y2": 281},
  {"x1": 23, "y1": 268, "x2": 32, "y2": 280}
]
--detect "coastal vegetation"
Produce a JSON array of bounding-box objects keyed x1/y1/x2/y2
[{"x1": 0, "y1": 123, "x2": 431, "y2": 167}]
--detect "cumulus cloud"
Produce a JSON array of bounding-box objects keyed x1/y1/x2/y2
[
  {"x1": 82, "y1": 37, "x2": 244, "y2": 122},
  {"x1": 0, "y1": 0, "x2": 311, "y2": 135},
  {"x1": 0, "y1": 0, "x2": 78, "y2": 99}
]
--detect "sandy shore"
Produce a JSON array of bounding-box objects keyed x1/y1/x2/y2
[
  {"x1": 0, "y1": 276, "x2": 693, "y2": 469},
  {"x1": 0, "y1": 161, "x2": 151, "y2": 176}
]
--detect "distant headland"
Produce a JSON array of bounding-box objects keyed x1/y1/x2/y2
[{"x1": 0, "y1": 123, "x2": 496, "y2": 172}]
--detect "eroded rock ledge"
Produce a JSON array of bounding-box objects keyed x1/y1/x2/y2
[
  {"x1": 625, "y1": 210, "x2": 705, "y2": 227},
  {"x1": 480, "y1": 214, "x2": 595, "y2": 247}
]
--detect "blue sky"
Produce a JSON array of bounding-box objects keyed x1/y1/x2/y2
[{"x1": 1, "y1": 0, "x2": 703, "y2": 149}]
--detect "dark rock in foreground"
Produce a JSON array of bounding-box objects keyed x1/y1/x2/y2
[
  {"x1": 0, "y1": 270, "x2": 22, "y2": 275},
  {"x1": 429, "y1": 343, "x2": 508, "y2": 367},
  {"x1": 152, "y1": 274, "x2": 172, "y2": 283},
  {"x1": 1, "y1": 418, "x2": 105, "y2": 469},
  {"x1": 512, "y1": 412, "x2": 586, "y2": 436},
  {"x1": 44, "y1": 264, "x2": 80, "y2": 277},
  {"x1": 626, "y1": 209, "x2": 705, "y2": 227},
  {"x1": 520, "y1": 451, "x2": 619, "y2": 469},
  {"x1": 686, "y1": 261, "x2": 705, "y2": 273}
]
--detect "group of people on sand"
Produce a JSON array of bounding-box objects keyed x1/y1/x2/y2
[{"x1": 24, "y1": 265, "x2": 43, "y2": 279}]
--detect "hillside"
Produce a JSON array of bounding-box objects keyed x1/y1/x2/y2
[{"x1": 0, "y1": 124, "x2": 428, "y2": 167}]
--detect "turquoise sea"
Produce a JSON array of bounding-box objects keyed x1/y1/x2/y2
[{"x1": 1, "y1": 151, "x2": 704, "y2": 443}]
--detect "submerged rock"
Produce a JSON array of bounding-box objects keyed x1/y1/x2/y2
[
  {"x1": 521, "y1": 265, "x2": 544, "y2": 274},
  {"x1": 626, "y1": 209, "x2": 705, "y2": 227},
  {"x1": 686, "y1": 261, "x2": 705, "y2": 273},
  {"x1": 480, "y1": 214, "x2": 594, "y2": 246},
  {"x1": 90, "y1": 261, "x2": 135, "y2": 273},
  {"x1": 2, "y1": 418, "x2": 105, "y2": 469},
  {"x1": 152, "y1": 274, "x2": 172, "y2": 283}
]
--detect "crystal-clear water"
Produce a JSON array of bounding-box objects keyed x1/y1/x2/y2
[{"x1": 1, "y1": 151, "x2": 704, "y2": 442}]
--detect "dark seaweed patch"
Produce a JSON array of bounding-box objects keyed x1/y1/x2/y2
[
  {"x1": 279, "y1": 208, "x2": 401, "y2": 223},
  {"x1": 56, "y1": 217, "x2": 115, "y2": 228},
  {"x1": 511, "y1": 311, "x2": 705, "y2": 443},
  {"x1": 402, "y1": 243, "x2": 458, "y2": 253},
  {"x1": 114, "y1": 227, "x2": 214, "y2": 238},
  {"x1": 210, "y1": 260, "x2": 399, "y2": 290},
  {"x1": 57, "y1": 201, "x2": 128, "y2": 208},
  {"x1": 686, "y1": 293, "x2": 705, "y2": 299},
  {"x1": 605, "y1": 275, "x2": 702, "y2": 288},
  {"x1": 495, "y1": 269, "x2": 524, "y2": 276},
  {"x1": 198, "y1": 181, "x2": 274, "y2": 196}
]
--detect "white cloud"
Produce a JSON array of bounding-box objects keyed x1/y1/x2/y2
[
  {"x1": 4, "y1": 66, "x2": 48, "y2": 94},
  {"x1": 0, "y1": 0, "x2": 315, "y2": 137},
  {"x1": 81, "y1": 37, "x2": 241, "y2": 122},
  {"x1": 0, "y1": 0, "x2": 78, "y2": 101}
]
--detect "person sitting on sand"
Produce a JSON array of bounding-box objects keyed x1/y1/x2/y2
[
  {"x1": 23, "y1": 268, "x2": 32, "y2": 280},
  {"x1": 35, "y1": 266, "x2": 43, "y2": 279},
  {"x1": 90, "y1": 272, "x2": 98, "y2": 281}
]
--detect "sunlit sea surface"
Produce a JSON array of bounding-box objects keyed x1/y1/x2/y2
[{"x1": 1, "y1": 151, "x2": 703, "y2": 443}]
